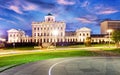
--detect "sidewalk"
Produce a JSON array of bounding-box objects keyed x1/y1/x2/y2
[{"x1": 0, "y1": 49, "x2": 42, "y2": 56}]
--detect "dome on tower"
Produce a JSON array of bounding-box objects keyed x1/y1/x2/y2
[
  {"x1": 47, "y1": 13, "x2": 52, "y2": 16},
  {"x1": 45, "y1": 13, "x2": 55, "y2": 22}
]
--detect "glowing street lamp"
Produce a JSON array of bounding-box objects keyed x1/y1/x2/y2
[
  {"x1": 107, "y1": 29, "x2": 113, "y2": 48},
  {"x1": 52, "y1": 29, "x2": 58, "y2": 50}
]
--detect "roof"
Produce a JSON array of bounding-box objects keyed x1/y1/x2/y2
[
  {"x1": 7, "y1": 29, "x2": 25, "y2": 33},
  {"x1": 91, "y1": 34, "x2": 106, "y2": 38},
  {"x1": 7, "y1": 29, "x2": 19, "y2": 32},
  {"x1": 65, "y1": 31, "x2": 75, "y2": 36},
  {"x1": 77, "y1": 27, "x2": 91, "y2": 32}
]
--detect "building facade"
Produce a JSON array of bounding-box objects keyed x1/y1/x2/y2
[
  {"x1": 7, "y1": 29, "x2": 26, "y2": 43},
  {"x1": 32, "y1": 13, "x2": 66, "y2": 43},
  {"x1": 7, "y1": 14, "x2": 109, "y2": 44},
  {"x1": 101, "y1": 20, "x2": 120, "y2": 34}
]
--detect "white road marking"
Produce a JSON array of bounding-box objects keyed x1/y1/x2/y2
[{"x1": 48, "y1": 59, "x2": 71, "y2": 75}]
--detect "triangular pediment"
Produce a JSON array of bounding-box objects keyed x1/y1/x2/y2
[
  {"x1": 77, "y1": 27, "x2": 91, "y2": 32},
  {"x1": 7, "y1": 29, "x2": 19, "y2": 32}
]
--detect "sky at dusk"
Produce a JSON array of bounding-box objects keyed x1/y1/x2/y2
[{"x1": 0, "y1": 0, "x2": 120, "y2": 37}]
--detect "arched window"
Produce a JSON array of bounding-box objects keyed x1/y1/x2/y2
[
  {"x1": 34, "y1": 27, "x2": 36, "y2": 30},
  {"x1": 44, "y1": 33, "x2": 46, "y2": 36},
  {"x1": 48, "y1": 18, "x2": 50, "y2": 21},
  {"x1": 87, "y1": 33, "x2": 89, "y2": 36},
  {"x1": 80, "y1": 33, "x2": 81, "y2": 36},
  {"x1": 38, "y1": 28, "x2": 39, "y2": 30},
  {"x1": 41, "y1": 33, "x2": 42, "y2": 36},
  {"x1": 38, "y1": 33, "x2": 39, "y2": 36},
  {"x1": 83, "y1": 33, "x2": 85, "y2": 36},
  {"x1": 44, "y1": 28, "x2": 46, "y2": 30}
]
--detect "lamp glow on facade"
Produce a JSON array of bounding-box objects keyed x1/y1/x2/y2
[
  {"x1": 52, "y1": 29, "x2": 58, "y2": 36},
  {"x1": 107, "y1": 29, "x2": 113, "y2": 48},
  {"x1": 107, "y1": 29, "x2": 113, "y2": 33}
]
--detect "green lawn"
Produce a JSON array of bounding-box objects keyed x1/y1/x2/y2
[
  {"x1": 91, "y1": 43, "x2": 115, "y2": 47},
  {"x1": 4, "y1": 43, "x2": 115, "y2": 50},
  {"x1": 0, "y1": 50, "x2": 98, "y2": 67},
  {"x1": 102, "y1": 48, "x2": 120, "y2": 54}
]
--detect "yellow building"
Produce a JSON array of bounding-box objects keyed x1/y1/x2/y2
[{"x1": 101, "y1": 20, "x2": 120, "y2": 34}]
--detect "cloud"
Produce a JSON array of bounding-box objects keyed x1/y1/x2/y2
[
  {"x1": 57, "y1": 0, "x2": 75, "y2": 5},
  {"x1": 93, "y1": 4, "x2": 119, "y2": 15},
  {"x1": 0, "y1": 17, "x2": 17, "y2": 24},
  {"x1": 75, "y1": 17, "x2": 93, "y2": 23},
  {"x1": 12, "y1": 15, "x2": 25, "y2": 22},
  {"x1": 23, "y1": 5, "x2": 37, "y2": 11},
  {"x1": 6, "y1": 0, "x2": 39, "y2": 14},
  {"x1": 75, "y1": 15, "x2": 97, "y2": 24},
  {"x1": 22, "y1": 2, "x2": 38, "y2": 11},
  {"x1": 9, "y1": 5, "x2": 23, "y2": 14},
  {"x1": 97, "y1": 9, "x2": 118, "y2": 14}
]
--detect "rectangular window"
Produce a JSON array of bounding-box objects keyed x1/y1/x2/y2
[
  {"x1": 38, "y1": 33, "x2": 39, "y2": 36},
  {"x1": 38, "y1": 28, "x2": 39, "y2": 30},
  {"x1": 34, "y1": 27, "x2": 36, "y2": 30}
]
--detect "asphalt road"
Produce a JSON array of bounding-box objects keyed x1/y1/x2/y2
[{"x1": 0, "y1": 57, "x2": 120, "y2": 75}]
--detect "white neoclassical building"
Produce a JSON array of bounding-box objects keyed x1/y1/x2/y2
[
  {"x1": 7, "y1": 13, "x2": 109, "y2": 44},
  {"x1": 32, "y1": 13, "x2": 66, "y2": 43},
  {"x1": 7, "y1": 29, "x2": 26, "y2": 43}
]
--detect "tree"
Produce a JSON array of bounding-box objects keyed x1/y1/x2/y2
[
  {"x1": 85, "y1": 37, "x2": 91, "y2": 47},
  {"x1": 111, "y1": 30, "x2": 120, "y2": 48}
]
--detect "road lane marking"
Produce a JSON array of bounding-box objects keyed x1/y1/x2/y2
[{"x1": 48, "y1": 59, "x2": 71, "y2": 75}]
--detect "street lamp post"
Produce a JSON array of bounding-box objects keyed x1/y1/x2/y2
[
  {"x1": 52, "y1": 29, "x2": 58, "y2": 50},
  {"x1": 13, "y1": 42, "x2": 15, "y2": 48},
  {"x1": 107, "y1": 29, "x2": 113, "y2": 48}
]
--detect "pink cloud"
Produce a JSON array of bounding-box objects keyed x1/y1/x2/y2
[
  {"x1": 9, "y1": 5, "x2": 23, "y2": 14},
  {"x1": 22, "y1": 2, "x2": 38, "y2": 11},
  {"x1": 76, "y1": 18, "x2": 94, "y2": 23},
  {"x1": 93, "y1": 4, "x2": 118, "y2": 15},
  {"x1": 97, "y1": 9, "x2": 118, "y2": 14},
  {"x1": 57, "y1": 0, "x2": 75, "y2": 5}
]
